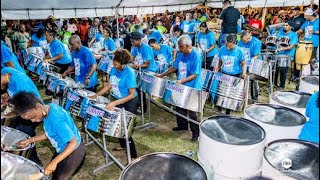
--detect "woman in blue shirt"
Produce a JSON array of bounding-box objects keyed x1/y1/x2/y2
[
  {"x1": 88, "y1": 24, "x2": 105, "y2": 47},
  {"x1": 89, "y1": 48, "x2": 138, "y2": 159},
  {"x1": 11, "y1": 92, "x2": 85, "y2": 179},
  {"x1": 196, "y1": 22, "x2": 219, "y2": 71},
  {"x1": 299, "y1": 91, "x2": 319, "y2": 144},
  {"x1": 30, "y1": 28, "x2": 47, "y2": 52}
]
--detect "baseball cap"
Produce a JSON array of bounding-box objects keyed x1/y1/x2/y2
[
  {"x1": 293, "y1": 6, "x2": 300, "y2": 11},
  {"x1": 131, "y1": 32, "x2": 142, "y2": 39},
  {"x1": 82, "y1": 17, "x2": 88, "y2": 21},
  {"x1": 305, "y1": 8, "x2": 314, "y2": 16}
]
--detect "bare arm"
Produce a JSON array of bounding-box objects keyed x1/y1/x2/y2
[
  {"x1": 179, "y1": 74, "x2": 197, "y2": 84},
  {"x1": 4, "y1": 62, "x2": 15, "y2": 68},
  {"x1": 107, "y1": 88, "x2": 136, "y2": 110},
  {"x1": 157, "y1": 66, "x2": 177, "y2": 78},
  {"x1": 86, "y1": 64, "x2": 97, "y2": 79}
]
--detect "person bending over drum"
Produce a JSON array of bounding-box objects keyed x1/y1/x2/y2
[
  {"x1": 62, "y1": 35, "x2": 99, "y2": 92},
  {"x1": 88, "y1": 48, "x2": 138, "y2": 159},
  {"x1": 275, "y1": 23, "x2": 298, "y2": 90},
  {"x1": 156, "y1": 35, "x2": 202, "y2": 142},
  {"x1": 12, "y1": 92, "x2": 85, "y2": 179},
  {"x1": 238, "y1": 30, "x2": 262, "y2": 102},
  {"x1": 217, "y1": 34, "x2": 247, "y2": 114},
  {"x1": 1, "y1": 67, "x2": 43, "y2": 165}
]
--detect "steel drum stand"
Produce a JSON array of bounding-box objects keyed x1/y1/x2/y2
[
  {"x1": 84, "y1": 108, "x2": 132, "y2": 175},
  {"x1": 149, "y1": 90, "x2": 205, "y2": 126},
  {"x1": 135, "y1": 94, "x2": 156, "y2": 130}
]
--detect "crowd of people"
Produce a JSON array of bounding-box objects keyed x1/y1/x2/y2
[{"x1": 1, "y1": 0, "x2": 319, "y2": 179}]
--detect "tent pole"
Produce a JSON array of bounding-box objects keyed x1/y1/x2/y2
[{"x1": 116, "y1": 9, "x2": 120, "y2": 40}]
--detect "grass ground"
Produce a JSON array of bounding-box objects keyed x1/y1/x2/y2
[{"x1": 34, "y1": 74, "x2": 298, "y2": 180}]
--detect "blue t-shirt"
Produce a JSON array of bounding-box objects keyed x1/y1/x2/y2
[
  {"x1": 131, "y1": 43, "x2": 158, "y2": 72},
  {"x1": 31, "y1": 34, "x2": 47, "y2": 50},
  {"x1": 299, "y1": 91, "x2": 319, "y2": 144},
  {"x1": 237, "y1": 15, "x2": 245, "y2": 33},
  {"x1": 1, "y1": 67, "x2": 42, "y2": 102},
  {"x1": 48, "y1": 39, "x2": 72, "y2": 64},
  {"x1": 109, "y1": 65, "x2": 138, "y2": 99},
  {"x1": 148, "y1": 30, "x2": 163, "y2": 44},
  {"x1": 301, "y1": 18, "x2": 319, "y2": 47},
  {"x1": 1, "y1": 41, "x2": 25, "y2": 73},
  {"x1": 237, "y1": 36, "x2": 262, "y2": 64},
  {"x1": 181, "y1": 20, "x2": 195, "y2": 39},
  {"x1": 71, "y1": 46, "x2": 98, "y2": 88},
  {"x1": 277, "y1": 30, "x2": 299, "y2": 59},
  {"x1": 172, "y1": 49, "x2": 202, "y2": 90},
  {"x1": 197, "y1": 31, "x2": 219, "y2": 58},
  {"x1": 95, "y1": 32, "x2": 105, "y2": 43},
  {"x1": 152, "y1": 44, "x2": 173, "y2": 64},
  {"x1": 191, "y1": 19, "x2": 201, "y2": 24},
  {"x1": 219, "y1": 45, "x2": 245, "y2": 75},
  {"x1": 43, "y1": 103, "x2": 82, "y2": 153},
  {"x1": 103, "y1": 37, "x2": 116, "y2": 52}
]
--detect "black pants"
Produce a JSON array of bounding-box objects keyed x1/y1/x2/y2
[
  {"x1": 275, "y1": 67, "x2": 287, "y2": 88},
  {"x1": 55, "y1": 63, "x2": 71, "y2": 74},
  {"x1": 117, "y1": 96, "x2": 139, "y2": 158},
  {"x1": 202, "y1": 56, "x2": 214, "y2": 71},
  {"x1": 176, "y1": 106, "x2": 199, "y2": 138},
  {"x1": 250, "y1": 80, "x2": 259, "y2": 101},
  {"x1": 51, "y1": 142, "x2": 86, "y2": 180},
  {"x1": 15, "y1": 116, "x2": 42, "y2": 165}
]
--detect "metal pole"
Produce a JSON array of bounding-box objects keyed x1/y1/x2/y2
[
  {"x1": 122, "y1": 108, "x2": 131, "y2": 164},
  {"x1": 199, "y1": 90, "x2": 203, "y2": 121},
  {"x1": 269, "y1": 61, "x2": 273, "y2": 94},
  {"x1": 147, "y1": 94, "x2": 152, "y2": 128},
  {"x1": 85, "y1": 128, "x2": 125, "y2": 170},
  {"x1": 150, "y1": 99, "x2": 200, "y2": 125},
  {"x1": 244, "y1": 74, "x2": 250, "y2": 109}
]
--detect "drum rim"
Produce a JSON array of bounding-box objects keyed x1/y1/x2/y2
[
  {"x1": 301, "y1": 76, "x2": 319, "y2": 85},
  {"x1": 299, "y1": 41, "x2": 313, "y2": 44},
  {"x1": 271, "y1": 90, "x2": 312, "y2": 108},
  {"x1": 263, "y1": 139, "x2": 319, "y2": 179},
  {"x1": 245, "y1": 103, "x2": 307, "y2": 126},
  {"x1": 200, "y1": 115, "x2": 266, "y2": 145},
  {"x1": 119, "y1": 152, "x2": 207, "y2": 179},
  {"x1": 1, "y1": 151, "x2": 45, "y2": 177},
  {"x1": 1, "y1": 126, "x2": 35, "y2": 151}
]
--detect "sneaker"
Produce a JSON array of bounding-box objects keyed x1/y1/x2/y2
[
  {"x1": 291, "y1": 76, "x2": 299, "y2": 82},
  {"x1": 172, "y1": 127, "x2": 188, "y2": 131}
]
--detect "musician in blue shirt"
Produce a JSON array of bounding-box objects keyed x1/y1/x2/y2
[
  {"x1": 62, "y1": 35, "x2": 98, "y2": 92},
  {"x1": 275, "y1": 23, "x2": 298, "y2": 89},
  {"x1": 1, "y1": 40, "x2": 25, "y2": 73},
  {"x1": 30, "y1": 29, "x2": 47, "y2": 51},
  {"x1": 238, "y1": 30, "x2": 262, "y2": 101},
  {"x1": 299, "y1": 91, "x2": 319, "y2": 144},
  {"x1": 181, "y1": 13, "x2": 196, "y2": 44},
  {"x1": 217, "y1": 34, "x2": 246, "y2": 114},
  {"x1": 157, "y1": 35, "x2": 202, "y2": 141},
  {"x1": 88, "y1": 49, "x2": 138, "y2": 158},
  {"x1": 11, "y1": 92, "x2": 85, "y2": 179},
  {"x1": 142, "y1": 28, "x2": 163, "y2": 44},
  {"x1": 149, "y1": 38, "x2": 173, "y2": 73},
  {"x1": 44, "y1": 30, "x2": 72, "y2": 73},
  {"x1": 196, "y1": 22, "x2": 219, "y2": 71}
]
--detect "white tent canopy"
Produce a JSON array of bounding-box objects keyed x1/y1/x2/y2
[
  {"x1": 1, "y1": 0, "x2": 203, "y2": 19},
  {"x1": 1, "y1": 0, "x2": 316, "y2": 19}
]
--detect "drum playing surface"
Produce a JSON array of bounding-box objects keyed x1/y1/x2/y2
[
  {"x1": 271, "y1": 91, "x2": 311, "y2": 108},
  {"x1": 120, "y1": 153, "x2": 207, "y2": 180},
  {"x1": 245, "y1": 104, "x2": 306, "y2": 126},
  {"x1": 200, "y1": 116, "x2": 265, "y2": 145},
  {"x1": 1, "y1": 126, "x2": 34, "y2": 151},
  {"x1": 264, "y1": 140, "x2": 319, "y2": 180}
]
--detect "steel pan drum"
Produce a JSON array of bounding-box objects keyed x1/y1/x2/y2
[
  {"x1": 97, "y1": 56, "x2": 113, "y2": 74},
  {"x1": 262, "y1": 139, "x2": 319, "y2": 180},
  {"x1": 266, "y1": 36, "x2": 278, "y2": 46},
  {"x1": 296, "y1": 41, "x2": 313, "y2": 69},
  {"x1": 1, "y1": 152, "x2": 48, "y2": 180},
  {"x1": 25, "y1": 47, "x2": 45, "y2": 58},
  {"x1": 198, "y1": 116, "x2": 266, "y2": 179},
  {"x1": 261, "y1": 52, "x2": 274, "y2": 61},
  {"x1": 1, "y1": 126, "x2": 35, "y2": 158},
  {"x1": 278, "y1": 36, "x2": 290, "y2": 47},
  {"x1": 140, "y1": 72, "x2": 168, "y2": 98},
  {"x1": 85, "y1": 103, "x2": 136, "y2": 138},
  {"x1": 274, "y1": 54, "x2": 291, "y2": 67},
  {"x1": 201, "y1": 68, "x2": 214, "y2": 91},
  {"x1": 162, "y1": 81, "x2": 208, "y2": 112},
  {"x1": 248, "y1": 59, "x2": 270, "y2": 81},
  {"x1": 299, "y1": 76, "x2": 319, "y2": 94},
  {"x1": 244, "y1": 104, "x2": 306, "y2": 144},
  {"x1": 120, "y1": 153, "x2": 207, "y2": 180},
  {"x1": 270, "y1": 91, "x2": 311, "y2": 118},
  {"x1": 210, "y1": 72, "x2": 246, "y2": 111}
]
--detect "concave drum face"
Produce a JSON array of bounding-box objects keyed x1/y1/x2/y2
[
  {"x1": 120, "y1": 153, "x2": 207, "y2": 180},
  {"x1": 271, "y1": 91, "x2": 311, "y2": 108},
  {"x1": 264, "y1": 140, "x2": 319, "y2": 180}
]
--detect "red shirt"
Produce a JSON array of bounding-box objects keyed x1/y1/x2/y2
[
  {"x1": 78, "y1": 22, "x2": 90, "y2": 42},
  {"x1": 249, "y1": 19, "x2": 263, "y2": 30}
]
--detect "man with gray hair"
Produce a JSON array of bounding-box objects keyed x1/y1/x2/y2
[{"x1": 157, "y1": 35, "x2": 202, "y2": 141}]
